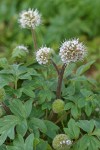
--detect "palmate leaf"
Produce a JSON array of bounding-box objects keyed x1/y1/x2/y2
[
  {"x1": 9, "y1": 99, "x2": 33, "y2": 119},
  {"x1": 64, "y1": 119, "x2": 80, "y2": 140},
  {"x1": 77, "y1": 120, "x2": 95, "y2": 133},
  {"x1": 75, "y1": 135, "x2": 100, "y2": 150},
  {"x1": 29, "y1": 117, "x2": 47, "y2": 134},
  {"x1": 0, "y1": 115, "x2": 20, "y2": 146},
  {"x1": 0, "y1": 75, "x2": 14, "y2": 88},
  {"x1": 7, "y1": 134, "x2": 34, "y2": 150},
  {"x1": 36, "y1": 139, "x2": 53, "y2": 150},
  {"x1": 44, "y1": 120, "x2": 59, "y2": 139}
]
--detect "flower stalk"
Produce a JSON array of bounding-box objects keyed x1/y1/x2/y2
[
  {"x1": 51, "y1": 60, "x2": 66, "y2": 99},
  {"x1": 31, "y1": 28, "x2": 37, "y2": 50},
  {"x1": 56, "y1": 64, "x2": 66, "y2": 99}
]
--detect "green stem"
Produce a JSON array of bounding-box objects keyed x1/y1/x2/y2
[
  {"x1": 31, "y1": 28, "x2": 37, "y2": 50},
  {"x1": 45, "y1": 109, "x2": 48, "y2": 119},
  {"x1": 15, "y1": 78, "x2": 18, "y2": 90},
  {"x1": 55, "y1": 111, "x2": 70, "y2": 124}
]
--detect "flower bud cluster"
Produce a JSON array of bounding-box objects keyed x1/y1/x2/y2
[
  {"x1": 18, "y1": 9, "x2": 87, "y2": 65},
  {"x1": 52, "y1": 134, "x2": 72, "y2": 150},
  {"x1": 19, "y1": 9, "x2": 41, "y2": 29},
  {"x1": 59, "y1": 39, "x2": 87, "y2": 63},
  {"x1": 36, "y1": 47, "x2": 52, "y2": 64},
  {"x1": 15, "y1": 45, "x2": 28, "y2": 52}
]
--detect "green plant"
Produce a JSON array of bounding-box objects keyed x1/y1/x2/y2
[{"x1": 0, "y1": 8, "x2": 100, "y2": 150}]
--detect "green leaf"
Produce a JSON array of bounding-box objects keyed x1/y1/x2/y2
[
  {"x1": 92, "y1": 128, "x2": 100, "y2": 136},
  {"x1": 19, "y1": 73, "x2": 32, "y2": 80},
  {"x1": 77, "y1": 135, "x2": 100, "y2": 150},
  {"x1": 0, "y1": 58, "x2": 8, "y2": 68},
  {"x1": 62, "y1": 83, "x2": 75, "y2": 97},
  {"x1": 0, "y1": 75, "x2": 14, "y2": 88},
  {"x1": 77, "y1": 96, "x2": 86, "y2": 108},
  {"x1": 80, "y1": 89, "x2": 93, "y2": 97},
  {"x1": 64, "y1": 119, "x2": 80, "y2": 139},
  {"x1": 24, "y1": 99, "x2": 33, "y2": 117},
  {"x1": 10, "y1": 99, "x2": 33, "y2": 119},
  {"x1": 16, "y1": 119, "x2": 28, "y2": 136},
  {"x1": 29, "y1": 117, "x2": 47, "y2": 134},
  {"x1": 64, "y1": 102, "x2": 73, "y2": 110},
  {"x1": 7, "y1": 146, "x2": 22, "y2": 150},
  {"x1": 44, "y1": 120, "x2": 59, "y2": 139},
  {"x1": 9, "y1": 99, "x2": 27, "y2": 118},
  {"x1": 36, "y1": 139, "x2": 48, "y2": 150},
  {"x1": 77, "y1": 120, "x2": 95, "y2": 133},
  {"x1": 94, "y1": 120, "x2": 100, "y2": 128},
  {"x1": 25, "y1": 134, "x2": 34, "y2": 150},
  {"x1": 13, "y1": 134, "x2": 24, "y2": 148},
  {"x1": 71, "y1": 105, "x2": 80, "y2": 119},
  {"x1": 0, "y1": 132, "x2": 8, "y2": 146},
  {"x1": 85, "y1": 104, "x2": 92, "y2": 116},
  {"x1": 13, "y1": 88, "x2": 23, "y2": 98},
  {"x1": 0, "y1": 145, "x2": 7, "y2": 150},
  {"x1": 0, "y1": 115, "x2": 20, "y2": 146},
  {"x1": 76, "y1": 61, "x2": 95, "y2": 75},
  {"x1": 38, "y1": 91, "x2": 47, "y2": 104},
  {"x1": 65, "y1": 63, "x2": 76, "y2": 77},
  {"x1": 22, "y1": 87, "x2": 35, "y2": 98},
  {"x1": 7, "y1": 134, "x2": 34, "y2": 150},
  {"x1": 12, "y1": 47, "x2": 27, "y2": 59}
]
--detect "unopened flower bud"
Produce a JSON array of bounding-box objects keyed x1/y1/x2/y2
[
  {"x1": 52, "y1": 134, "x2": 72, "y2": 150},
  {"x1": 52, "y1": 99, "x2": 65, "y2": 114},
  {"x1": 12, "y1": 45, "x2": 28, "y2": 59}
]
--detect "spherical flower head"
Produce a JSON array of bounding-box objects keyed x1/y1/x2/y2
[
  {"x1": 52, "y1": 134, "x2": 72, "y2": 150},
  {"x1": 0, "y1": 88, "x2": 6, "y2": 102},
  {"x1": 12, "y1": 45, "x2": 28, "y2": 59},
  {"x1": 59, "y1": 38, "x2": 87, "y2": 63},
  {"x1": 52, "y1": 99, "x2": 65, "y2": 114},
  {"x1": 36, "y1": 47, "x2": 52, "y2": 65},
  {"x1": 19, "y1": 8, "x2": 41, "y2": 29}
]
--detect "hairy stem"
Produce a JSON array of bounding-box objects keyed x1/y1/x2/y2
[
  {"x1": 31, "y1": 28, "x2": 37, "y2": 50},
  {"x1": 56, "y1": 64, "x2": 66, "y2": 99}
]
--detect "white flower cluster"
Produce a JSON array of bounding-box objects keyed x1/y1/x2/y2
[
  {"x1": 36, "y1": 47, "x2": 52, "y2": 64},
  {"x1": 59, "y1": 39, "x2": 87, "y2": 63},
  {"x1": 19, "y1": 9, "x2": 41, "y2": 29},
  {"x1": 16, "y1": 45, "x2": 28, "y2": 52},
  {"x1": 60, "y1": 139, "x2": 72, "y2": 146}
]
